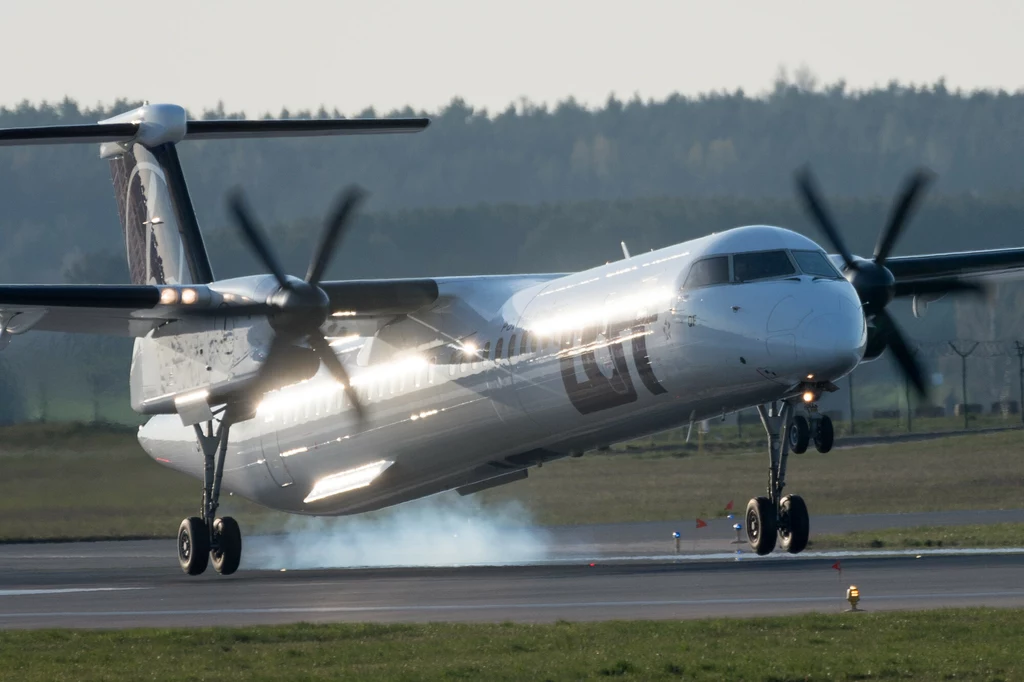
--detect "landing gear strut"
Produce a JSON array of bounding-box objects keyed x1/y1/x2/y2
[
  {"x1": 745, "y1": 401, "x2": 810, "y2": 555},
  {"x1": 177, "y1": 407, "x2": 243, "y2": 576}
]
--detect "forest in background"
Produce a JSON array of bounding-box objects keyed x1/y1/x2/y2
[
  {"x1": 2, "y1": 76, "x2": 1024, "y2": 424},
  {"x1": 3, "y1": 76, "x2": 1024, "y2": 281}
]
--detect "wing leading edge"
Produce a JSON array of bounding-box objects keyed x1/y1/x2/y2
[{"x1": 0, "y1": 279, "x2": 441, "y2": 338}]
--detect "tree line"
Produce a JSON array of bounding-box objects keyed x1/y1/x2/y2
[{"x1": 4, "y1": 77, "x2": 1024, "y2": 281}]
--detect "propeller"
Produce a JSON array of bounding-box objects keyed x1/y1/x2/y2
[
  {"x1": 794, "y1": 167, "x2": 983, "y2": 398},
  {"x1": 227, "y1": 186, "x2": 367, "y2": 419}
]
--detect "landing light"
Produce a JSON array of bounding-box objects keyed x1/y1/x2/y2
[
  {"x1": 181, "y1": 288, "x2": 198, "y2": 305},
  {"x1": 806, "y1": 374, "x2": 814, "y2": 380},
  {"x1": 160, "y1": 288, "x2": 178, "y2": 305},
  {"x1": 303, "y1": 459, "x2": 393, "y2": 503},
  {"x1": 802, "y1": 391, "x2": 816, "y2": 403}
]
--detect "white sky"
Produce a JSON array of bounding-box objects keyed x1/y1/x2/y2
[{"x1": 2, "y1": 0, "x2": 1023, "y2": 116}]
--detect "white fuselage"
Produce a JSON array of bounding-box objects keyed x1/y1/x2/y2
[{"x1": 138, "y1": 225, "x2": 866, "y2": 515}]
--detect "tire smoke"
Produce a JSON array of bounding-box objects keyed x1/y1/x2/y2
[{"x1": 240, "y1": 493, "x2": 551, "y2": 570}]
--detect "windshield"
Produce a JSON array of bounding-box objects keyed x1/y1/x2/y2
[
  {"x1": 732, "y1": 250, "x2": 796, "y2": 282},
  {"x1": 682, "y1": 256, "x2": 730, "y2": 290},
  {"x1": 793, "y1": 250, "x2": 842, "y2": 278}
]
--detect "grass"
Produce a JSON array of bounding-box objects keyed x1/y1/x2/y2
[
  {"x1": 0, "y1": 609, "x2": 1022, "y2": 681},
  {"x1": 1, "y1": 424, "x2": 1023, "y2": 540},
  {"x1": 810, "y1": 522, "x2": 1024, "y2": 550},
  {"x1": 481, "y1": 428, "x2": 1024, "y2": 524}
]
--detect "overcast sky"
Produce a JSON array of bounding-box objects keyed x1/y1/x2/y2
[{"x1": 3, "y1": 0, "x2": 1022, "y2": 116}]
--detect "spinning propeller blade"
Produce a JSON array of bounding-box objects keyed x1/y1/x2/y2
[
  {"x1": 794, "y1": 167, "x2": 857, "y2": 270},
  {"x1": 874, "y1": 169, "x2": 934, "y2": 265},
  {"x1": 795, "y1": 166, "x2": 978, "y2": 400},
  {"x1": 873, "y1": 309, "x2": 927, "y2": 397},
  {"x1": 306, "y1": 187, "x2": 366, "y2": 286},
  {"x1": 228, "y1": 190, "x2": 294, "y2": 291},
  {"x1": 225, "y1": 186, "x2": 369, "y2": 420},
  {"x1": 308, "y1": 332, "x2": 364, "y2": 420}
]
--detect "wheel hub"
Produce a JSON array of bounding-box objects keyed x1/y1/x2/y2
[{"x1": 178, "y1": 530, "x2": 191, "y2": 561}]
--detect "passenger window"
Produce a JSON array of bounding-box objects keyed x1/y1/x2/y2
[
  {"x1": 494, "y1": 337, "x2": 504, "y2": 362},
  {"x1": 508, "y1": 334, "x2": 517, "y2": 359},
  {"x1": 732, "y1": 250, "x2": 796, "y2": 282},
  {"x1": 530, "y1": 335, "x2": 538, "y2": 353},
  {"x1": 482, "y1": 341, "x2": 492, "y2": 361},
  {"x1": 793, "y1": 250, "x2": 841, "y2": 278},
  {"x1": 683, "y1": 256, "x2": 729, "y2": 289},
  {"x1": 520, "y1": 333, "x2": 530, "y2": 356}
]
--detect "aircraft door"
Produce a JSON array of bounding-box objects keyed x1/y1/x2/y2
[{"x1": 259, "y1": 410, "x2": 295, "y2": 487}]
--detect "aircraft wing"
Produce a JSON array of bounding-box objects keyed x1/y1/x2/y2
[
  {"x1": 0, "y1": 279, "x2": 442, "y2": 339},
  {"x1": 0, "y1": 285, "x2": 171, "y2": 336},
  {"x1": 885, "y1": 247, "x2": 1024, "y2": 295}
]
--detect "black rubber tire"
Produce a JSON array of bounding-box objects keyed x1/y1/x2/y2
[
  {"x1": 779, "y1": 494, "x2": 810, "y2": 554},
  {"x1": 178, "y1": 517, "x2": 210, "y2": 576},
  {"x1": 788, "y1": 416, "x2": 810, "y2": 454},
  {"x1": 814, "y1": 415, "x2": 834, "y2": 453},
  {"x1": 211, "y1": 517, "x2": 242, "y2": 576},
  {"x1": 745, "y1": 496, "x2": 777, "y2": 555}
]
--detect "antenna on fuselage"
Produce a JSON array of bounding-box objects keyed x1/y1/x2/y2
[{"x1": 620, "y1": 241, "x2": 631, "y2": 259}]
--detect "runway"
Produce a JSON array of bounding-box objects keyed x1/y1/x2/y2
[{"x1": 1, "y1": 509, "x2": 1023, "y2": 629}]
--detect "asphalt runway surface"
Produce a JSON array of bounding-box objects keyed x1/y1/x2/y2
[{"x1": 2, "y1": 509, "x2": 1023, "y2": 629}]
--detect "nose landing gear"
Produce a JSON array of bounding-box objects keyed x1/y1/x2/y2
[
  {"x1": 176, "y1": 407, "x2": 245, "y2": 576},
  {"x1": 746, "y1": 401, "x2": 810, "y2": 555},
  {"x1": 787, "y1": 411, "x2": 834, "y2": 454}
]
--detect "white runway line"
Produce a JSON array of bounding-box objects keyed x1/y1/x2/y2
[
  {"x1": 0, "y1": 588, "x2": 149, "y2": 597},
  {"x1": 3, "y1": 590, "x2": 1024, "y2": 620},
  {"x1": 552, "y1": 546, "x2": 1024, "y2": 564}
]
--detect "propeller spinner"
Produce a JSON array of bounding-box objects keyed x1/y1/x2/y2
[
  {"x1": 795, "y1": 167, "x2": 983, "y2": 398},
  {"x1": 228, "y1": 187, "x2": 367, "y2": 419}
]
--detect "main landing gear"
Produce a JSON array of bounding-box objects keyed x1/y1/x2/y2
[
  {"x1": 177, "y1": 408, "x2": 243, "y2": 576},
  {"x1": 745, "y1": 401, "x2": 812, "y2": 556}
]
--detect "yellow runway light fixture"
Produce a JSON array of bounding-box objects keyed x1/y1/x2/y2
[{"x1": 846, "y1": 585, "x2": 861, "y2": 611}]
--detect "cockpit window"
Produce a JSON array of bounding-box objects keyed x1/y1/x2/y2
[
  {"x1": 793, "y1": 250, "x2": 842, "y2": 278},
  {"x1": 682, "y1": 256, "x2": 729, "y2": 289},
  {"x1": 732, "y1": 250, "x2": 796, "y2": 282}
]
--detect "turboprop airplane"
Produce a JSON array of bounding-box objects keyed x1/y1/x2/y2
[{"x1": 2, "y1": 103, "x2": 1024, "y2": 576}]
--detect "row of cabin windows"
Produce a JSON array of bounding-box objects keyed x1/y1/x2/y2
[
  {"x1": 271, "y1": 360, "x2": 443, "y2": 425},
  {"x1": 447, "y1": 330, "x2": 558, "y2": 375}
]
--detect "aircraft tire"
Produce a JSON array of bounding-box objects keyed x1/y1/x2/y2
[
  {"x1": 814, "y1": 416, "x2": 834, "y2": 453},
  {"x1": 211, "y1": 517, "x2": 242, "y2": 576},
  {"x1": 178, "y1": 517, "x2": 210, "y2": 576},
  {"x1": 745, "y1": 496, "x2": 777, "y2": 555},
  {"x1": 788, "y1": 416, "x2": 810, "y2": 454},
  {"x1": 779, "y1": 494, "x2": 809, "y2": 554}
]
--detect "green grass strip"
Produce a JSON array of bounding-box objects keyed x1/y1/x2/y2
[
  {"x1": 0, "y1": 608, "x2": 1022, "y2": 681},
  {"x1": 810, "y1": 522, "x2": 1024, "y2": 550}
]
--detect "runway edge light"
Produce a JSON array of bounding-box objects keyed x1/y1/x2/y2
[{"x1": 846, "y1": 585, "x2": 861, "y2": 611}]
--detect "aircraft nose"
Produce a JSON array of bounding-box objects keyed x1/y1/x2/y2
[{"x1": 795, "y1": 295, "x2": 865, "y2": 379}]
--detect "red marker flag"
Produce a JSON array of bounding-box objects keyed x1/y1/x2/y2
[
  {"x1": 832, "y1": 560, "x2": 842, "y2": 572},
  {"x1": 725, "y1": 500, "x2": 734, "y2": 511},
  {"x1": 696, "y1": 518, "x2": 708, "y2": 529}
]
